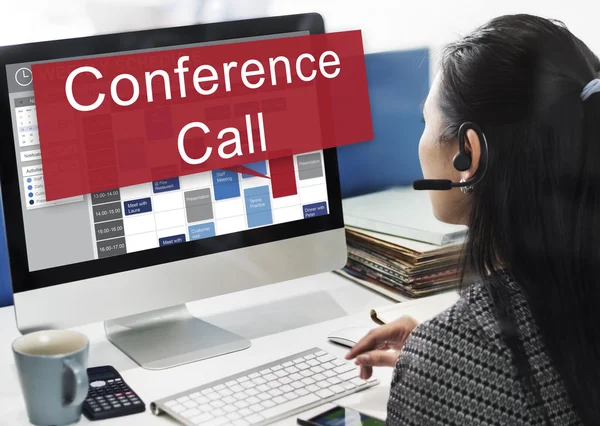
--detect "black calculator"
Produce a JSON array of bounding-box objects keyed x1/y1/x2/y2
[{"x1": 83, "y1": 365, "x2": 145, "y2": 421}]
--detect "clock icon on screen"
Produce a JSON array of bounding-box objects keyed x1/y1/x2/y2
[{"x1": 15, "y1": 67, "x2": 33, "y2": 87}]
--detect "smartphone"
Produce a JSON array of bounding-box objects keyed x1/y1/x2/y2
[{"x1": 297, "y1": 405, "x2": 385, "y2": 426}]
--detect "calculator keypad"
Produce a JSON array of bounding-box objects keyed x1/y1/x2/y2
[{"x1": 85, "y1": 378, "x2": 143, "y2": 413}]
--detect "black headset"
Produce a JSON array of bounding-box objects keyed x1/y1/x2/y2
[{"x1": 413, "y1": 121, "x2": 488, "y2": 191}]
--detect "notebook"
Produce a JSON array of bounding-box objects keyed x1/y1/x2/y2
[
  {"x1": 369, "y1": 291, "x2": 460, "y2": 325},
  {"x1": 342, "y1": 187, "x2": 468, "y2": 245}
]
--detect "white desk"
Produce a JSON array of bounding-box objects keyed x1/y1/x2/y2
[{"x1": 0, "y1": 272, "x2": 454, "y2": 425}]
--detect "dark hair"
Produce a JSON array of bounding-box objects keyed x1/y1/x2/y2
[{"x1": 438, "y1": 14, "x2": 600, "y2": 424}]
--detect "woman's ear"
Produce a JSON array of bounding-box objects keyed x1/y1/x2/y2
[{"x1": 462, "y1": 128, "x2": 482, "y2": 180}]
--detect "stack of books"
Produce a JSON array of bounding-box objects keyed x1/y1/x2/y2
[{"x1": 337, "y1": 187, "x2": 468, "y2": 301}]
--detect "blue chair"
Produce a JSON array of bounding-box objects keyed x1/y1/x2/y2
[
  {"x1": 337, "y1": 48, "x2": 430, "y2": 198},
  {"x1": 0, "y1": 186, "x2": 12, "y2": 307}
]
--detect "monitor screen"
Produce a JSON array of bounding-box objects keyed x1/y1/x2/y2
[{"x1": 0, "y1": 16, "x2": 343, "y2": 293}]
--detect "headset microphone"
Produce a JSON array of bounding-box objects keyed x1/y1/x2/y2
[{"x1": 413, "y1": 121, "x2": 488, "y2": 191}]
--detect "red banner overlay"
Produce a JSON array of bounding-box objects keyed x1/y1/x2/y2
[{"x1": 32, "y1": 30, "x2": 372, "y2": 201}]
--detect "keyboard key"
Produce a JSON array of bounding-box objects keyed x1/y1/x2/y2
[
  {"x1": 296, "y1": 388, "x2": 309, "y2": 396},
  {"x1": 296, "y1": 362, "x2": 310, "y2": 370},
  {"x1": 327, "y1": 377, "x2": 342, "y2": 385},
  {"x1": 291, "y1": 382, "x2": 305, "y2": 389},
  {"x1": 262, "y1": 400, "x2": 276, "y2": 408},
  {"x1": 274, "y1": 370, "x2": 288, "y2": 378},
  {"x1": 199, "y1": 404, "x2": 212, "y2": 412},
  {"x1": 212, "y1": 408, "x2": 226, "y2": 417},
  {"x1": 177, "y1": 396, "x2": 190, "y2": 403},
  {"x1": 261, "y1": 394, "x2": 320, "y2": 419},
  {"x1": 264, "y1": 373, "x2": 277, "y2": 381},
  {"x1": 324, "y1": 370, "x2": 337, "y2": 378},
  {"x1": 285, "y1": 366, "x2": 299, "y2": 374},
  {"x1": 239, "y1": 408, "x2": 253, "y2": 417},
  {"x1": 252, "y1": 377, "x2": 267, "y2": 385},
  {"x1": 318, "y1": 354, "x2": 336, "y2": 363},
  {"x1": 190, "y1": 392, "x2": 201, "y2": 399},
  {"x1": 314, "y1": 373, "x2": 326, "y2": 382},
  {"x1": 223, "y1": 396, "x2": 236, "y2": 404},
  {"x1": 284, "y1": 392, "x2": 299, "y2": 400},
  {"x1": 335, "y1": 364, "x2": 355, "y2": 374},
  {"x1": 268, "y1": 389, "x2": 283, "y2": 397},
  {"x1": 191, "y1": 413, "x2": 213, "y2": 424},
  {"x1": 271, "y1": 365, "x2": 283, "y2": 371},
  {"x1": 230, "y1": 384, "x2": 244, "y2": 393},
  {"x1": 316, "y1": 389, "x2": 335, "y2": 399},
  {"x1": 227, "y1": 412, "x2": 242, "y2": 421},
  {"x1": 218, "y1": 389, "x2": 233, "y2": 397},
  {"x1": 238, "y1": 376, "x2": 249, "y2": 383},
  {"x1": 181, "y1": 408, "x2": 201, "y2": 418},
  {"x1": 322, "y1": 362, "x2": 336, "y2": 370},
  {"x1": 280, "y1": 384, "x2": 294, "y2": 393},
  {"x1": 184, "y1": 400, "x2": 198, "y2": 408},
  {"x1": 340, "y1": 370, "x2": 358, "y2": 381},
  {"x1": 307, "y1": 359, "x2": 319, "y2": 367},
  {"x1": 351, "y1": 378, "x2": 367, "y2": 386},
  {"x1": 317, "y1": 381, "x2": 331, "y2": 389},
  {"x1": 259, "y1": 369, "x2": 271, "y2": 375},
  {"x1": 207, "y1": 393, "x2": 221, "y2": 401},
  {"x1": 249, "y1": 372, "x2": 260, "y2": 379},
  {"x1": 300, "y1": 370, "x2": 313, "y2": 378},
  {"x1": 333, "y1": 359, "x2": 346, "y2": 366},
  {"x1": 234, "y1": 392, "x2": 249, "y2": 400},
  {"x1": 171, "y1": 404, "x2": 185, "y2": 413},
  {"x1": 257, "y1": 384, "x2": 270, "y2": 392},
  {"x1": 247, "y1": 396, "x2": 260, "y2": 405},
  {"x1": 242, "y1": 381, "x2": 255, "y2": 389},
  {"x1": 258, "y1": 393, "x2": 271, "y2": 401},
  {"x1": 293, "y1": 358, "x2": 304, "y2": 364},
  {"x1": 233, "y1": 420, "x2": 249, "y2": 426},
  {"x1": 290, "y1": 373, "x2": 304, "y2": 381},
  {"x1": 267, "y1": 380, "x2": 282, "y2": 389},
  {"x1": 234, "y1": 401, "x2": 249, "y2": 409},
  {"x1": 282, "y1": 361, "x2": 294, "y2": 367},
  {"x1": 331, "y1": 385, "x2": 346, "y2": 394},
  {"x1": 273, "y1": 396, "x2": 287, "y2": 404},
  {"x1": 203, "y1": 417, "x2": 229, "y2": 426},
  {"x1": 311, "y1": 366, "x2": 325, "y2": 374},
  {"x1": 202, "y1": 389, "x2": 214, "y2": 395},
  {"x1": 214, "y1": 384, "x2": 226, "y2": 391},
  {"x1": 246, "y1": 388, "x2": 259, "y2": 396},
  {"x1": 316, "y1": 351, "x2": 327, "y2": 356},
  {"x1": 249, "y1": 403, "x2": 263, "y2": 412},
  {"x1": 306, "y1": 385, "x2": 320, "y2": 393},
  {"x1": 246, "y1": 414, "x2": 264, "y2": 424},
  {"x1": 278, "y1": 377, "x2": 292, "y2": 385},
  {"x1": 223, "y1": 405, "x2": 237, "y2": 413},
  {"x1": 304, "y1": 354, "x2": 315, "y2": 360},
  {"x1": 210, "y1": 400, "x2": 225, "y2": 408},
  {"x1": 225, "y1": 381, "x2": 237, "y2": 387}
]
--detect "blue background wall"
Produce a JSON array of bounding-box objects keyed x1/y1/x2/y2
[{"x1": 337, "y1": 48, "x2": 429, "y2": 198}]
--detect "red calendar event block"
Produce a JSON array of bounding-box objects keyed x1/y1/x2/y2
[{"x1": 32, "y1": 30, "x2": 373, "y2": 201}]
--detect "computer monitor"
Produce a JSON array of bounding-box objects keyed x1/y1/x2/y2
[{"x1": 0, "y1": 13, "x2": 346, "y2": 370}]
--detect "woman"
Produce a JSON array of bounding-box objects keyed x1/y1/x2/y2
[{"x1": 346, "y1": 14, "x2": 600, "y2": 425}]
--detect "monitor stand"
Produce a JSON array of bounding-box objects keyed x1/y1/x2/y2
[{"x1": 104, "y1": 304, "x2": 251, "y2": 370}]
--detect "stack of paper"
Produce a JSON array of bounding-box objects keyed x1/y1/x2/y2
[{"x1": 337, "y1": 187, "x2": 468, "y2": 300}]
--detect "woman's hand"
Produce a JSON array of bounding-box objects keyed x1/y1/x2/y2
[{"x1": 345, "y1": 315, "x2": 419, "y2": 380}]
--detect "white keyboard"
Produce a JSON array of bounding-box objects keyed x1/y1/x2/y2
[{"x1": 150, "y1": 347, "x2": 379, "y2": 425}]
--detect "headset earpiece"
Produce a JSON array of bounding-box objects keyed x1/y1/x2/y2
[
  {"x1": 453, "y1": 152, "x2": 471, "y2": 172},
  {"x1": 453, "y1": 122, "x2": 474, "y2": 172}
]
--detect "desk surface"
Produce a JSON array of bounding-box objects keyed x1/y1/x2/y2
[{"x1": 0, "y1": 272, "x2": 455, "y2": 425}]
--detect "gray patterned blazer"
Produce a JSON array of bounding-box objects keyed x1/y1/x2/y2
[{"x1": 385, "y1": 275, "x2": 581, "y2": 425}]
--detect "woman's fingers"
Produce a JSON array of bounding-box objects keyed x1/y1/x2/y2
[
  {"x1": 345, "y1": 316, "x2": 419, "y2": 361},
  {"x1": 355, "y1": 350, "x2": 400, "y2": 368}
]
